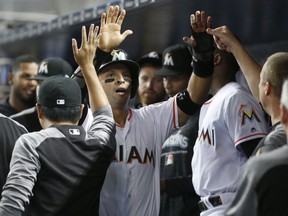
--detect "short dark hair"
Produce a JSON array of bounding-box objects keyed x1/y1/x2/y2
[
  {"x1": 11, "y1": 54, "x2": 38, "y2": 73},
  {"x1": 40, "y1": 106, "x2": 81, "y2": 123}
]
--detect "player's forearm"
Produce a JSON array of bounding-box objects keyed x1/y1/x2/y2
[
  {"x1": 188, "y1": 73, "x2": 212, "y2": 105},
  {"x1": 81, "y1": 63, "x2": 110, "y2": 112},
  {"x1": 231, "y1": 44, "x2": 261, "y2": 100}
]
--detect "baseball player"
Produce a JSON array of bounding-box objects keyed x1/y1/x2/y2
[
  {"x1": 10, "y1": 57, "x2": 75, "y2": 132},
  {"x1": 184, "y1": 11, "x2": 268, "y2": 215},
  {"x1": 206, "y1": 26, "x2": 288, "y2": 156},
  {"x1": 0, "y1": 55, "x2": 38, "y2": 116},
  {"x1": 72, "y1": 5, "x2": 210, "y2": 216},
  {"x1": 0, "y1": 24, "x2": 116, "y2": 215},
  {"x1": 130, "y1": 51, "x2": 166, "y2": 108},
  {"x1": 156, "y1": 44, "x2": 201, "y2": 216}
]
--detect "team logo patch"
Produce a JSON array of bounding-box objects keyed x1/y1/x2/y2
[
  {"x1": 165, "y1": 154, "x2": 174, "y2": 165},
  {"x1": 111, "y1": 50, "x2": 127, "y2": 61},
  {"x1": 38, "y1": 61, "x2": 49, "y2": 75},
  {"x1": 69, "y1": 129, "x2": 80, "y2": 135},
  {"x1": 238, "y1": 103, "x2": 260, "y2": 126},
  {"x1": 57, "y1": 99, "x2": 65, "y2": 105},
  {"x1": 163, "y1": 52, "x2": 175, "y2": 66}
]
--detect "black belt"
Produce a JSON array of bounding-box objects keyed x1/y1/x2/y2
[{"x1": 198, "y1": 195, "x2": 223, "y2": 212}]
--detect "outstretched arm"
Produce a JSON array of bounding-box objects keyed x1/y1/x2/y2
[
  {"x1": 72, "y1": 24, "x2": 109, "y2": 112},
  {"x1": 177, "y1": 11, "x2": 214, "y2": 126},
  {"x1": 186, "y1": 11, "x2": 214, "y2": 103},
  {"x1": 207, "y1": 26, "x2": 261, "y2": 100}
]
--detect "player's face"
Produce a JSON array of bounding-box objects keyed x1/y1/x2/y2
[
  {"x1": 10, "y1": 62, "x2": 38, "y2": 105},
  {"x1": 163, "y1": 74, "x2": 190, "y2": 97},
  {"x1": 98, "y1": 63, "x2": 132, "y2": 108},
  {"x1": 138, "y1": 66, "x2": 166, "y2": 106}
]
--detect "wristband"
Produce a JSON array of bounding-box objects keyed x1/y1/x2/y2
[
  {"x1": 176, "y1": 90, "x2": 201, "y2": 115},
  {"x1": 192, "y1": 56, "x2": 214, "y2": 78}
]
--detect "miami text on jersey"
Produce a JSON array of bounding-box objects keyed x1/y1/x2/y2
[
  {"x1": 197, "y1": 128, "x2": 215, "y2": 146},
  {"x1": 114, "y1": 145, "x2": 155, "y2": 166}
]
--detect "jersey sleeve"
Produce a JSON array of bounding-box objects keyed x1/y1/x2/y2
[
  {"x1": 86, "y1": 105, "x2": 116, "y2": 152},
  {"x1": 0, "y1": 134, "x2": 41, "y2": 216},
  {"x1": 224, "y1": 92, "x2": 268, "y2": 147}
]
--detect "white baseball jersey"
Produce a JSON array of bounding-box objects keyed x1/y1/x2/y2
[
  {"x1": 99, "y1": 96, "x2": 179, "y2": 216},
  {"x1": 192, "y1": 82, "x2": 268, "y2": 214}
]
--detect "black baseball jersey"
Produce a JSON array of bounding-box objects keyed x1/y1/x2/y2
[
  {"x1": 10, "y1": 107, "x2": 42, "y2": 132},
  {"x1": 160, "y1": 113, "x2": 200, "y2": 216},
  {"x1": 0, "y1": 113, "x2": 27, "y2": 195},
  {"x1": 0, "y1": 106, "x2": 116, "y2": 216},
  {"x1": 0, "y1": 98, "x2": 18, "y2": 116}
]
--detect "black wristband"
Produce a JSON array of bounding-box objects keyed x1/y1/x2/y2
[
  {"x1": 176, "y1": 90, "x2": 201, "y2": 115},
  {"x1": 192, "y1": 56, "x2": 214, "y2": 78}
]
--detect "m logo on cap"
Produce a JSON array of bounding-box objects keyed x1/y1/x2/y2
[
  {"x1": 148, "y1": 51, "x2": 159, "y2": 59},
  {"x1": 38, "y1": 61, "x2": 49, "y2": 75},
  {"x1": 163, "y1": 53, "x2": 175, "y2": 67},
  {"x1": 111, "y1": 50, "x2": 126, "y2": 61}
]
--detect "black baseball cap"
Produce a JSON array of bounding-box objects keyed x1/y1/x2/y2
[
  {"x1": 137, "y1": 51, "x2": 162, "y2": 67},
  {"x1": 97, "y1": 49, "x2": 140, "y2": 98},
  {"x1": 32, "y1": 57, "x2": 73, "y2": 81},
  {"x1": 38, "y1": 76, "x2": 82, "y2": 108},
  {"x1": 156, "y1": 44, "x2": 193, "y2": 77}
]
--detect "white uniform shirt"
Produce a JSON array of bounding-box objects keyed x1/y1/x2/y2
[
  {"x1": 192, "y1": 82, "x2": 268, "y2": 199},
  {"x1": 100, "y1": 97, "x2": 179, "y2": 216}
]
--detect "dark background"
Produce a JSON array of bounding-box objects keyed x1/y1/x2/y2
[{"x1": 0, "y1": 0, "x2": 288, "y2": 69}]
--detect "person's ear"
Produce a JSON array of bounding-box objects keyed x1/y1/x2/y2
[
  {"x1": 36, "y1": 104, "x2": 43, "y2": 119},
  {"x1": 214, "y1": 53, "x2": 222, "y2": 66},
  {"x1": 79, "y1": 104, "x2": 85, "y2": 120},
  {"x1": 264, "y1": 82, "x2": 272, "y2": 96}
]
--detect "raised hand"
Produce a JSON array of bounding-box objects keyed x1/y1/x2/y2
[
  {"x1": 191, "y1": 11, "x2": 212, "y2": 34},
  {"x1": 184, "y1": 11, "x2": 214, "y2": 78},
  {"x1": 72, "y1": 24, "x2": 99, "y2": 68},
  {"x1": 72, "y1": 24, "x2": 109, "y2": 111},
  {"x1": 207, "y1": 26, "x2": 242, "y2": 54},
  {"x1": 98, "y1": 5, "x2": 133, "y2": 52}
]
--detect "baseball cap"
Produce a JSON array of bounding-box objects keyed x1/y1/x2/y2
[
  {"x1": 137, "y1": 51, "x2": 162, "y2": 67},
  {"x1": 156, "y1": 44, "x2": 193, "y2": 77},
  {"x1": 38, "y1": 76, "x2": 82, "y2": 108},
  {"x1": 97, "y1": 49, "x2": 140, "y2": 98},
  {"x1": 32, "y1": 57, "x2": 73, "y2": 81}
]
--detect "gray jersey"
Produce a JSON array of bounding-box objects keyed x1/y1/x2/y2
[
  {"x1": 0, "y1": 106, "x2": 116, "y2": 216},
  {"x1": 225, "y1": 145, "x2": 288, "y2": 216}
]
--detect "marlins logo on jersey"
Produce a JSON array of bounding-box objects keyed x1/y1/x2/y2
[{"x1": 238, "y1": 103, "x2": 261, "y2": 126}]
